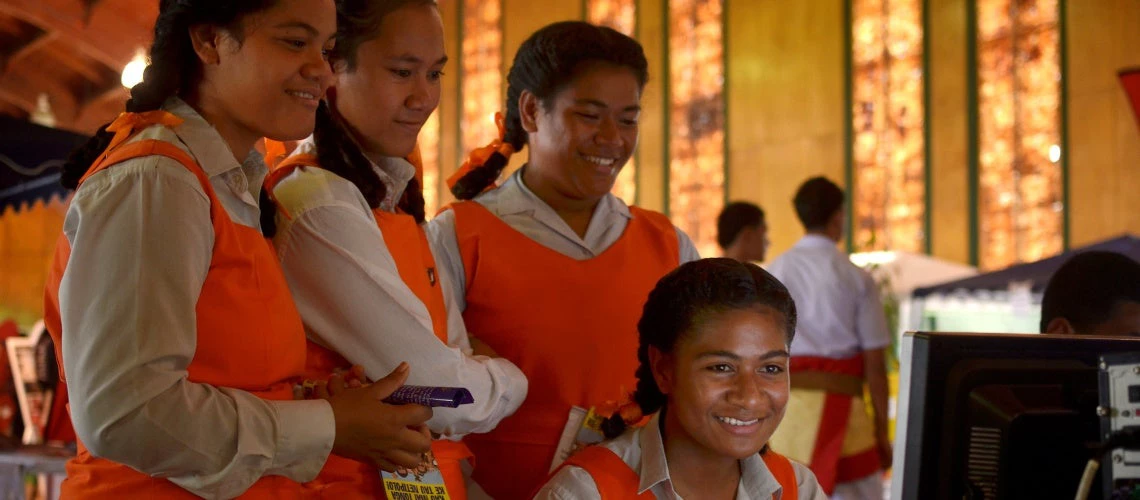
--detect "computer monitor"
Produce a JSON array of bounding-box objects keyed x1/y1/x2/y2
[{"x1": 891, "y1": 331, "x2": 1140, "y2": 499}]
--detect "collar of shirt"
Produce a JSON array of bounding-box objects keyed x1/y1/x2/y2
[
  {"x1": 163, "y1": 97, "x2": 267, "y2": 203},
  {"x1": 293, "y1": 136, "x2": 416, "y2": 212},
  {"x1": 488, "y1": 168, "x2": 631, "y2": 251},
  {"x1": 794, "y1": 233, "x2": 841, "y2": 252},
  {"x1": 636, "y1": 412, "x2": 783, "y2": 499}
]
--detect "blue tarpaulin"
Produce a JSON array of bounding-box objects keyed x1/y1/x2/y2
[
  {"x1": 0, "y1": 116, "x2": 85, "y2": 213},
  {"x1": 913, "y1": 235, "x2": 1140, "y2": 298}
]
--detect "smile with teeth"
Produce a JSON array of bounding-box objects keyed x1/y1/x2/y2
[
  {"x1": 583, "y1": 155, "x2": 616, "y2": 166},
  {"x1": 287, "y1": 90, "x2": 318, "y2": 100},
  {"x1": 716, "y1": 416, "x2": 759, "y2": 427}
]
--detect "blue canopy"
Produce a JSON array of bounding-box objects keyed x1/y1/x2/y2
[
  {"x1": 912, "y1": 235, "x2": 1140, "y2": 298},
  {"x1": 0, "y1": 116, "x2": 85, "y2": 213}
]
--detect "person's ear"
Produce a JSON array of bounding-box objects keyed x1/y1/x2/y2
[
  {"x1": 519, "y1": 90, "x2": 541, "y2": 134},
  {"x1": 1044, "y1": 317, "x2": 1077, "y2": 335},
  {"x1": 188, "y1": 24, "x2": 223, "y2": 65},
  {"x1": 648, "y1": 346, "x2": 675, "y2": 395}
]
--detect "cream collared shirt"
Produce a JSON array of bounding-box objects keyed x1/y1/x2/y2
[
  {"x1": 425, "y1": 168, "x2": 701, "y2": 312},
  {"x1": 765, "y1": 235, "x2": 891, "y2": 359},
  {"x1": 58, "y1": 98, "x2": 334, "y2": 499},
  {"x1": 269, "y1": 137, "x2": 528, "y2": 438},
  {"x1": 534, "y1": 412, "x2": 827, "y2": 499}
]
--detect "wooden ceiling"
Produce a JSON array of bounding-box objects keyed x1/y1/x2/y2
[{"x1": 0, "y1": 0, "x2": 157, "y2": 134}]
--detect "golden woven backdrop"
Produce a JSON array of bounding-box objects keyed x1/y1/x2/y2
[
  {"x1": 851, "y1": 0, "x2": 926, "y2": 253},
  {"x1": 669, "y1": 0, "x2": 725, "y2": 258},
  {"x1": 977, "y1": 0, "x2": 1062, "y2": 271}
]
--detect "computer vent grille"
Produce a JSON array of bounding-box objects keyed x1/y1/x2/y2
[{"x1": 966, "y1": 426, "x2": 1002, "y2": 500}]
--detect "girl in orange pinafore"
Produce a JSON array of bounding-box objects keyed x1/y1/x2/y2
[
  {"x1": 41, "y1": 1, "x2": 434, "y2": 498},
  {"x1": 535, "y1": 259, "x2": 826, "y2": 499},
  {"x1": 260, "y1": 1, "x2": 528, "y2": 498},
  {"x1": 425, "y1": 21, "x2": 701, "y2": 498}
]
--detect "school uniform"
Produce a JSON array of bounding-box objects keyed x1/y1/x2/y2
[
  {"x1": 535, "y1": 412, "x2": 827, "y2": 499},
  {"x1": 766, "y1": 234, "x2": 891, "y2": 499},
  {"x1": 266, "y1": 137, "x2": 528, "y2": 499},
  {"x1": 43, "y1": 99, "x2": 334, "y2": 499},
  {"x1": 425, "y1": 169, "x2": 700, "y2": 498}
]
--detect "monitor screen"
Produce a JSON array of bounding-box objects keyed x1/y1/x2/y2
[{"x1": 891, "y1": 331, "x2": 1140, "y2": 499}]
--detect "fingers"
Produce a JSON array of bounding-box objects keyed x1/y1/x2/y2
[
  {"x1": 326, "y1": 374, "x2": 347, "y2": 397},
  {"x1": 314, "y1": 380, "x2": 331, "y2": 400},
  {"x1": 397, "y1": 426, "x2": 434, "y2": 453},
  {"x1": 369, "y1": 362, "x2": 410, "y2": 399},
  {"x1": 346, "y1": 365, "x2": 368, "y2": 386},
  {"x1": 381, "y1": 449, "x2": 428, "y2": 470},
  {"x1": 376, "y1": 458, "x2": 401, "y2": 473},
  {"x1": 387, "y1": 403, "x2": 433, "y2": 427}
]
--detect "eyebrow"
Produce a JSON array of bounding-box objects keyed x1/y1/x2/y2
[
  {"x1": 273, "y1": 21, "x2": 322, "y2": 38},
  {"x1": 695, "y1": 349, "x2": 791, "y2": 361},
  {"x1": 573, "y1": 98, "x2": 641, "y2": 113},
  {"x1": 387, "y1": 54, "x2": 451, "y2": 66}
]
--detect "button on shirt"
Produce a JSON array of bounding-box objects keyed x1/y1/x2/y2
[
  {"x1": 59, "y1": 98, "x2": 334, "y2": 498},
  {"x1": 270, "y1": 137, "x2": 527, "y2": 437},
  {"x1": 766, "y1": 234, "x2": 892, "y2": 359},
  {"x1": 425, "y1": 168, "x2": 701, "y2": 312},
  {"x1": 534, "y1": 412, "x2": 827, "y2": 499}
]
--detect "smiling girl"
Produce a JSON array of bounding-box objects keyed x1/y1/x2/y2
[
  {"x1": 260, "y1": 1, "x2": 527, "y2": 498},
  {"x1": 42, "y1": 1, "x2": 433, "y2": 497},
  {"x1": 536, "y1": 258, "x2": 825, "y2": 499},
  {"x1": 426, "y1": 21, "x2": 700, "y2": 497}
]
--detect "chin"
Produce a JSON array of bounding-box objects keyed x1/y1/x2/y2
[
  {"x1": 719, "y1": 442, "x2": 767, "y2": 460},
  {"x1": 268, "y1": 122, "x2": 316, "y2": 142}
]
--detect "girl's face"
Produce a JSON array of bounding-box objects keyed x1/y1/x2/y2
[
  {"x1": 521, "y1": 61, "x2": 641, "y2": 201},
  {"x1": 652, "y1": 306, "x2": 790, "y2": 460},
  {"x1": 193, "y1": 0, "x2": 337, "y2": 147},
  {"x1": 334, "y1": 3, "x2": 446, "y2": 159}
]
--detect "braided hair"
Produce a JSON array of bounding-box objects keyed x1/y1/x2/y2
[
  {"x1": 600, "y1": 258, "x2": 798, "y2": 439},
  {"x1": 450, "y1": 21, "x2": 648, "y2": 200},
  {"x1": 261, "y1": 0, "x2": 437, "y2": 238},
  {"x1": 60, "y1": 0, "x2": 277, "y2": 189}
]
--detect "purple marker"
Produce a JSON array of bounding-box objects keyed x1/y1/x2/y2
[{"x1": 383, "y1": 386, "x2": 475, "y2": 408}]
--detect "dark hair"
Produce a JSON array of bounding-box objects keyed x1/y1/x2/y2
[
  {"x1": 1040, "y1": 251, "x2": 1140, "y2": 333},
  {"x1": 60, "y1": 0, "x2": 277, "y2": 189},
  {"x1": 601, "y1": 258, "x2": 798, "y2": 439},
  {"x1": 450, "y1": 21, "x2": 649, "y2": 200},
  {"x1": 717, "y1": 202, "x2": 766, "y2": 249},
  {"x1": 793, "y1": 176, "x2": 845, "y2": 231},
  {"x1": 261, "y1": 0, "x2": 436, "y2": 237}
]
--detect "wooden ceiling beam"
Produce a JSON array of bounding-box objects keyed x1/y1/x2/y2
[
  {"x1": 4, "y1": 31, "x2": 57, "y2": 70},
  {"x1": 0, "y1": 0, "x2": 155, "y2": 71},
  {"x1": 0, "y1": 70, "x2": 79, "y2": 124}
]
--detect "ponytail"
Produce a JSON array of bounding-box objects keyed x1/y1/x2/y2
[
  {"x1": 399, "y1": 177, "x2": 427, "y2": 224},
  {"x1": 61, "y1": 24, "x2": 186, "y2": 189},
  {"x1": 600, "y1": 344, "x2": 665, "y2": 440},
  {"x1": 449, "y1": 112, "x2": 524, "y2": 200}
]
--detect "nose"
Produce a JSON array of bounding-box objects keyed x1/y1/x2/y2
[
  {"x1": 726, "y1": 373, "x2": 765, "y2": 409},
  {"x1": 301, "y1": 49, "x2": 335, "y2": 93},
  {"x1": 405, "y1": 75, "x2": 433, "y2": 112},
  {"x1": 594, "y1": 116, "x2": 622, "y2": 147}
]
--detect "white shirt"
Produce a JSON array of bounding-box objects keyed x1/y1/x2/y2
[
  {"x1": 270, "y1": 137, "x2": 528, "y2": 438},
  {"x1": 58, "y1": 98, "x2": 334, "y2": 499},
  {"x1": 425, "y1": 169, "x2": 701, "y2": 311},
  {"x1": 534, "y1": 412, "x2": 826, "y2": 500},
  {"x1": 766, "y1": 234, "x2": 892, "y2": 359}
]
